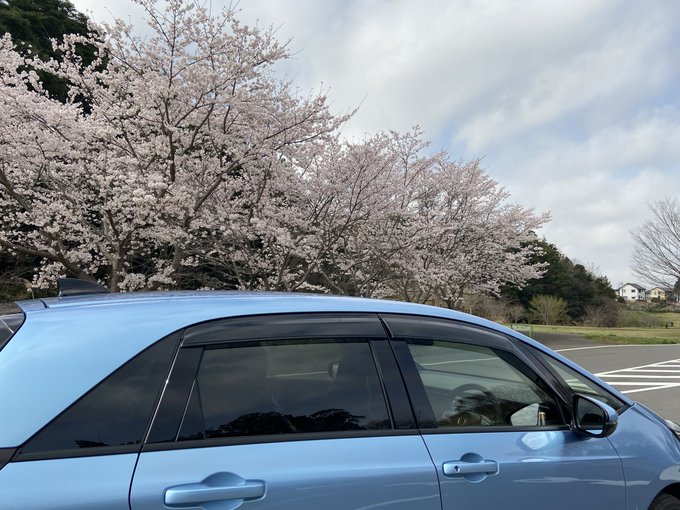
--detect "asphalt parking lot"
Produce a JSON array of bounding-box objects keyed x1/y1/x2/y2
[{"x1": 535, "y1": 333, "x2": 680, "y2": 423}]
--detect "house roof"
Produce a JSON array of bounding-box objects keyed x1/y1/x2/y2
[
  {"x1": 620, "y1": 283, "x2": 646, "y2": 291},
  {"x1": 649, "y1": 287, "x2": 675, "y2": 293}
]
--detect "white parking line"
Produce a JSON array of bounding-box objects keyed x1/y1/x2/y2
[
  {"x1": 596, "y1": 359, "x2": 680, "y2": 394},
  {"x1": 626, "y1": 369, "x2": 680, "y2": 373},
  {"x1": 556, "y1": 346, "x2": 628, "y2": 352},
  {"x1": 603, "y1": 375, "x2": 680, "y2": 378},
  {"x1": 556, "y1": 345, "x2": 679, "y2": 353},
  {"x1": 603, "y1": 382, "x2": 674, "y2": 386},
  {"x1": 619, "y1": 384, "x2": 680, "y2": 395}
]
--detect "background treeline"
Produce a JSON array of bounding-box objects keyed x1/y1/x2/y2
[{"x1": 467, "y1": 239, "x2": 620, "y2": 326}]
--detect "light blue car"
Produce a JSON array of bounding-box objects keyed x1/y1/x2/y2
[{"x1": 1, "y1": 278, "x2": 680, "y2": 510}]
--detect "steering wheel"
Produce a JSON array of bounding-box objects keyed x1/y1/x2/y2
[{"x1": 440, "y1": 383, "x2": 503, "y2": 426}]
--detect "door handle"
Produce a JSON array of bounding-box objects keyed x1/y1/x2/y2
[
  {"x1": 443, "y1": 459, "x2": 499, "y2": 477},
  {"x1": 165, "y1": 472, "x2": 265, "y2": 507}
]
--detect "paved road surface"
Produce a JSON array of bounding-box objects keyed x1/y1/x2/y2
[{"x1": 534, "y1": 333, "x2": 680, "y2": 423}]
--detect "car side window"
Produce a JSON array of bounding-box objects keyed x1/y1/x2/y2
[
  {"x1": 19, "y1": 332, "x2": 180, "y2": 459},
  {"x1": 152, "y1": 338, "x2": 392, "y2": 443},
  {"x1": 407, "y1": 340, "x2": 563, "y2": 428},
  {"x1": 531, "y1": 348, "x2": 625, "y2": 411}
]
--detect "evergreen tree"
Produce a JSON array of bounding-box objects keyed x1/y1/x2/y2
[
  {"x1": 0, "y1": 0, "x2": 95, "y2": 101},
  {"x1": 502, "y1": 239, "x2": 616, "y2": 322}
]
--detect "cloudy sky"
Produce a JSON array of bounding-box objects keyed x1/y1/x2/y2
[{"x1": 72, "y1": 0, "x2": 680, "y2": 289}]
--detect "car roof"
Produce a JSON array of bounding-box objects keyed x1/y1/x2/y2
[
  {"x1": 19, "y1": 290, "x2": 508, "y2": 331},
  {"x1": 33, "y1": 290, "x2": 283, "y2": 309},
  {"x1": 26, "y1": 290, "x2": 476, "y2": 315}
]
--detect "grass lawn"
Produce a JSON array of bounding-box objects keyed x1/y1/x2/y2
[
  {"x1": 644, "y1": 311, "x2": 680, "y2": 325},
  {"x1": 530, "y1": 324, "x2": 680, "y2": 345}
]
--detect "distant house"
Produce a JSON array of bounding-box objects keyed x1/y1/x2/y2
[
  {"x1": 616, "y1": 283, "x2": 646, "y2": 301},
  {"x1": 647, "y1": 287, "x2": 678, "y2": 302},
  {"x1": 648, "y1": 287, "x2": 672, "y2": 301}
]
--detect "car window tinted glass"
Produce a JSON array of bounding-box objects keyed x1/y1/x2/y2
[
  {"x1": 408, "y1": 340, "x2": 562, "y2": 428},
  {"x1": 531, "y1": 349, "x2": 625, "y2": 410},
  {"x1": 174, "y1": 339, "x2": 391, "y2": 441},
  {"x1": 21, "y1": 333, "x2": 178, "y2": 456}
]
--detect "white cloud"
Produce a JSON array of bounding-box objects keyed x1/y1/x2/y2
[
  {"x1": 71, "y1": 0, "x2": 148, "y2": 26},
  {"x1": 494, "y1": 112, "x2": 680, "y2": 287},
  {"x1": 236, "y1": 1, "x2": 679, "y2": 141},
  {"x1": 457, "y1": 13, "x2": 675, "y2": 152}
]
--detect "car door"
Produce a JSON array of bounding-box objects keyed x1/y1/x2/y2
[
  {"x1": 130, "y1": 313, "x2": 441, "y2": 510},
  {"x1": 381, "y1": 314, "x2": 626, "y2": 510}
]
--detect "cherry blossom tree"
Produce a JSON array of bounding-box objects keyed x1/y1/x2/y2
[
  {"x1": 0, "y1": 0, "x2": 343, "y2": 290},
  {"x1": 386, "y1": 156, "x2": 548, "y2": 307},
  {"x1": 0, "y1": 0, "x2": 548, "y2": 305},
  {"x1": 318, "y1": 132, "x2": 548, "y2": 307}
]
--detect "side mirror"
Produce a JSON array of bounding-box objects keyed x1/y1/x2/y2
[{"x1": 572, "y1": 394, "x2": 618, "y2": 438}]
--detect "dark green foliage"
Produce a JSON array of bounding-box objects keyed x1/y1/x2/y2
[
  {"x1": 502, "y1": 239, "x2": 616, "y2": 322},
  {"x1": 0, "y1": 0, "x2": 95, "y2": 102},
  {"x1": 0, "y1": 252, "x2": 53, "y2": 300}
]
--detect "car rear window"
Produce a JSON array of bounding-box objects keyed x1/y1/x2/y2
[{"x1": 0, "y1": 303, "x2": 25, "y2": 353}]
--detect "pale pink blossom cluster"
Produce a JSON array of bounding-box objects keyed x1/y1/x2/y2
[{"x1": 0, "y1": 0, "x2": 547, "y2": 306}]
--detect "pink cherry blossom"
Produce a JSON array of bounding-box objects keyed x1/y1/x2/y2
[{"x1": 0, "y1": 1, "x2": 547, "y2": 307}]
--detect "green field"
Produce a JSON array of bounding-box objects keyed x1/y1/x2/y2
[
  {"x1": 531, "y1": 323, "x2": 680, "y2": 345},
  {"x1": 519, "y1": 311, "x2": 680, "y2": 344},
  {"x1": 641, "y1": 311, "x2": 680, "y2": 323}
]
